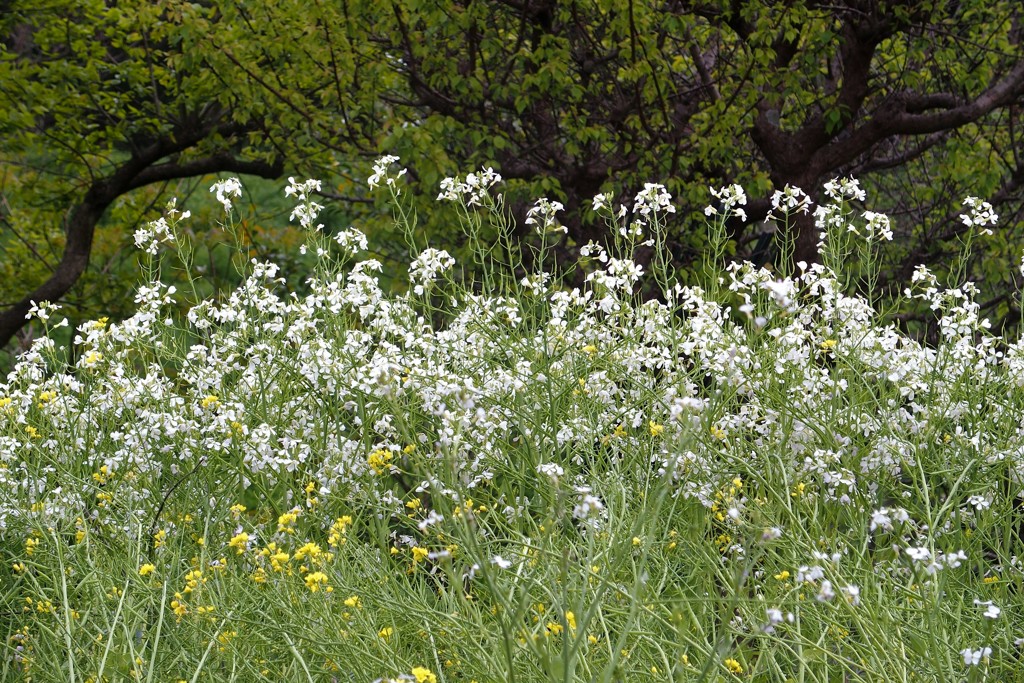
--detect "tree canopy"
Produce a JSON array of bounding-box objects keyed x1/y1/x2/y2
[{"x1": 2, "y1": 0, "x2": 1024, "y2": 349}]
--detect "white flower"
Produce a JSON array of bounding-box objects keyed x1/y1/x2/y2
[
  {"x1": 409, "y1": 248, "x2": 455, "y2": 295},
  {"x1": 762, "y1": 607, "x2": 787, "y2": 633},
  {"x1": 706, "y1": 184, "x2": 747, "y2": 220},
  {"x1": 437, "y1": 167, "x2": 501, "y2": 205},
  {"x1": 822, "y1": 177, "x2": 866, "y2": 203},
  {"x1": 961, "y1": 646, "x2": 991, "y2": 666},
  {"x1": 633, "y1": 183, "x2": 675, "y2": 218},
  {"x1": 283, "y1": 178, "x2": 325, "y2": 229},
  {"x1": 573, "y1": 492, "x2": 604, "y2": 520},
  {"x1": 284, "y1": 177, "x2": 322, "y2": 200},
  {"x1": 869, "y1": 508, "x2": 892, "y2": 532},
  {"x1": 767, "y1": 185, "x2": 812, "y2": 221},
  {"x1": 536, "y1": 462, "x2": 564, "y2": 480},
  {"x1": 862, "y1": 211, "x2": 894, "y2": 242},
  {"x1": 941, "y1": 550, "x2": 968, "y2": 569},
  {"x1": 210, "y1": 177, "x2": 243, "y2": 213},
  {"x1": 333, "y1": 227, "x2": 369, "y2": 256},
  {"x1": 26, "y1": 300, "x2": 60, "y2": 322},
  {"x1": 417, "y1": 509, "x2": 444, "y2": 531},
  {"x1": 491, "y1": 555, "x2": 512, "y2": 569},
  {"x1": 580, "y1": 241, "x2": 608, "y2": 263},
  {"x1": 905, "y1": 546, "x2": 931, "y2": 562},
  {"x1": 368, "y1": 155, "x2": 406, "y2": 191},
  {"x1": 974, "y1": 599, "x2": 1001, "y2": 619},
  {"x1": 960, "y1": 196, "x2": 998, "y2": 235},
  {"x1": 796, "y1": 565, "x2": 824, "y2": 583},
  {"x1": 525, "y1": 197, "x2": 566, "y2": 234},
  {"x1": 520, "y1": 272, "x2": 551, "y2": 296},
  {"x1": 134, "y1": 216, "x2": 176, "y2": 255},
  {"x1": 966, "y1": 494, "x2": 991, "y2": 510}
]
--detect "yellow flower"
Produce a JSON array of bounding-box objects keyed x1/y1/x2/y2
[
  {"x1": 200, "y1": 395, "x2": 220, "y2": 410},
  {"x1": 138, "y1": 563, "x2": 156, "y2": 577},
  {"x1": 328, "y1": 516, "x2": 353, "y2": 548},
  {"x1": 270, "y1": 550, "x2": 290, "y2": 572},
  {"x1": 724, "y1": 657, "x2": 743, "y2": 674},
  {"x1": 229, "y1": 504, "x2": 247, "y2": 518},
  {"x1": 344, "y1": 595, "x2": 361, "y2": 608},
  {"x1": 411, "y1": 546, "x2": 429, "y2": 563},
  {"x1": 565, "y1": 611, "x2": 576, "y2": 631},
  {"x1": 228, "y1": 532, "x2": 249, "y2": 554},
  {"x1": 648, "y1": 421, "x2": 664, "y2": 436},
  {"x1": 277, "y1": 508, "x2": 300, "y2": 533},
  {"x1": 411, "y1": 666, "x2": 437, "y2": 683},
  {"x1": 293, "y1": 542, "x2": 324, "y2": 563},
  {"x1": 170, "y1": 594, "x2": 187, "y2": 618},
  {"x1": 546, "y1": 621, "x2": 564, "y2": 636},
  {"x1": 367, "y1": 448, "x2": 393, "y2": 475},
  {"x1": 304, "y1": 571, "x2": 328, "y2": 592},
  {"x1": 378, "y1": 626, "x2": 394, "y2": 640}
]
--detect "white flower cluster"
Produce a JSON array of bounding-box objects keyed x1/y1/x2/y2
[
  {"x1": 525, "y1": 197, "x2": 566, "y2": 234},
  {"x1": 367, "y1": 155, "x2": 408, "y2": 192},
  {"x1": 134, "y1": 216, "x2": 178, "y2": 255},
  {"x1": 408, "y1": 248, "x2": 455, "y2": 295},
  {"x1": 822, "y1": 177, "x2": 866, "y2": 203},
  {"x1": 960, "y1": 196, "x2": 998, "y2": 235},
  {"x1": 210, "y1": 177, "x2": 243, "y2": 214},
  {"x1": 285, "y1": 177, "x2": 324, "y2": 230},
  {"x1": 767, "y1": 185, "x2": 812, "y2": 221},
  {"x1": 333, "y1": 227, "x2": 369, "y2": 257},
  {"x1": 705, "y1": 184, "x2": 747, "y2": 221},
  {"x1": 633, "y1": 182, "x2": 675, "y2": 216},
  {"x1": 436, "y1": 167, "x2": 501, "y2": 206}
]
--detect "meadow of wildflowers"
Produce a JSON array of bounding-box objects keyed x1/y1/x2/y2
[{"x1": 3, "y1": 158, "x2": 1024, "y2": 682}]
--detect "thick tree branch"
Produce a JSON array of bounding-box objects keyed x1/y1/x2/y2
[
  {"x1": 0, "y1": 140, "x2": 282, "y2": 350},
  {"x1": 813, "y1": 59, "x2": 1024, "y2": 175}
]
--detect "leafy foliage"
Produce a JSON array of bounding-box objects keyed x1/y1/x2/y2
[{"x1": 2, "y1": 0, "x2": 1024, "y2": 350}]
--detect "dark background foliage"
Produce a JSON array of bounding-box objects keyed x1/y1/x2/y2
[{"x1": 2, "y1": 0, "x2": 1023, "y2": 355}]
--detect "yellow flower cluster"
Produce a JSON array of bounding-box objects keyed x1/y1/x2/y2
[{"x1": 367, "y1": 448, "x2": 393, "y2": 475}]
